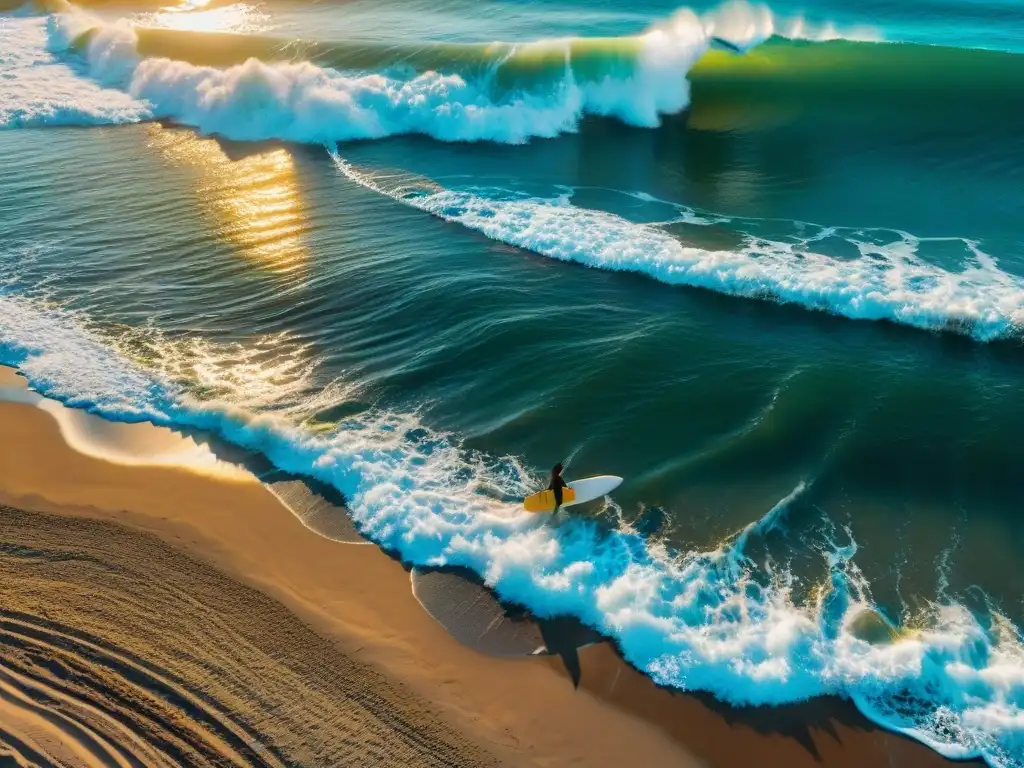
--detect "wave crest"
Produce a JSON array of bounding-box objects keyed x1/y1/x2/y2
[
  {"x1": 330, "y1": 156, "x2": 1024, "y2": 342},
  {"x1": 38, "y1": 4, "x2": 709, "y2": 142},
  {"x1": 6, "y1": 0, "x2": 886, "y2": 140}
]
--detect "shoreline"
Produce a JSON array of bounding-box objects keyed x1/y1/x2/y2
[{"x1": 0, "y1": 364, "x2": 975, "y2": 766}]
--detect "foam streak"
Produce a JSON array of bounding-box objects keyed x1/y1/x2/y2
[{"x1": 330, "y1": 155, "x2": 1024, "y2": 341}]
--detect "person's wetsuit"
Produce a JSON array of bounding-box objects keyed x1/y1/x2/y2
[{"x1": 548, "y1": 465, "x2": 568, "y2": 513}]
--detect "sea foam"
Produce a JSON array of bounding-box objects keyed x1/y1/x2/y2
[
  {"x1": 0, "y1": 281, "x2": 1020, "y2": 768},
  {"x1": 330, "y1": 154, "x2": 1024, "y2": 341},
  {"x1": 4, "y1": 2, "x2": 876, "y2": 138},
  {"x1": 26, "y1": 5, "x2": 707, "y2": 142},
  {"x1": 0, "y1": 15, "x2": 149, "y2": 128}
]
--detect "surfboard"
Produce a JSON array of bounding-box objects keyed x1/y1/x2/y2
[{"x1": 523, "y1": 475, "x2": 623, "y2": 513}]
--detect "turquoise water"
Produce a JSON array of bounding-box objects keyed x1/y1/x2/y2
[{"x1": 2, "y1": 1, "x2": 1024, "y2": 765}]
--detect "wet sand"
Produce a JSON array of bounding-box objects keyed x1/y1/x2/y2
[{"x1": 0, "y1": 365, "x2": 974, "y2": 766}]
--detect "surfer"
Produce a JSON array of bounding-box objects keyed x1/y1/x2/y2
[{"x1": 548, "y1": 463, "x2": 568, "y2": 513}]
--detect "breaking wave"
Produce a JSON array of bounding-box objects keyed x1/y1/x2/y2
[
  {"x1": 0, "y1": 269, "x2": 1021, "y2": 768},
  {"x1": 330, "y1": 155, "x2": 1024, "y2": 341},
  {"x1": 2, "y1": 0, "x2": 886, "y2": 138},
  {"x1": 5, "y1": 0, "x2": 1021, "y2": 140}
]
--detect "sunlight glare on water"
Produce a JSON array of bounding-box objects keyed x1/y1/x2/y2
[
  {"x1": 146, "y1": 124, "x2": 309, "y2": 276},
  {"x1": 135, "y1": 0, "x2": 272, "y2": 34}
]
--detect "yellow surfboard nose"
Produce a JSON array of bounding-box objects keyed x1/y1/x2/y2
[{"x1": 523, "y1": 487, "x2": 577, "y2": 513}]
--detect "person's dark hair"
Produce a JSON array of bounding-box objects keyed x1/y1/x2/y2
[{"x1": 552, "y1": 463, "x2": 564, "y2": 477}]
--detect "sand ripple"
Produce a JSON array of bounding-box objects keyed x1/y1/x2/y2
[{"x1": 0, "y1": 506, "x2": 496, "y2": 768}]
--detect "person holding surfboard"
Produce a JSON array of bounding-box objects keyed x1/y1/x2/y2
[
  {"x1": 548, "y1": 463, "x2": 568, "y2": 513},
  {"x1": 522, "y1": 468, "x2": 621, "y2": 514}
]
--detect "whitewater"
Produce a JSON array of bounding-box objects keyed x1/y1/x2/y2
[
  {"x1": 331, "y1": 155, "x2": 1024, "y2": 341},
  {"x1": 5, "y1": 0, "x2": 883, "y2": 138},
  {"x1": 0, "y1": 0, "x2": 1021, "y2": 342},
  {"x1": 4, "y1": 3, "x2": 1023, "y2": 340},
  {"x1": 0, "y1": 269, "x2": 1022, "y2": 768},
  {"x1": 6, "y1": 2, "x2": 709, "y2": 139}
]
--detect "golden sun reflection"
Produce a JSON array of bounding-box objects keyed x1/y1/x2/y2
[
  {"x1": 147, "y1": 124, "x2": 308, "y2": 276},
  {"x1": 140, "y1": 1, "x2": 270, "y2": 34}
]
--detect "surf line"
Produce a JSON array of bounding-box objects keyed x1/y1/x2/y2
[{"x1": 327, "y1": 145, "x2": 407, "y2": 201}]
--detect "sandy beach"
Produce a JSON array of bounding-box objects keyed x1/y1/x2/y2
[{"x1": 0, "y1": 365, "x2": 975, "y2": 767}]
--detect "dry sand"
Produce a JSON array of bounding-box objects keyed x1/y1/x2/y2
[{"x1": 0, "y1": 365, "x2": 973, "y2": 767}]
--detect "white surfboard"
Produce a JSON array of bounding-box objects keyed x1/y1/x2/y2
[
  {"x1": 523, "y1": 475, "x2": 622, "y2": 512},
  {"x1": 564, "y1": 475, "x2": 623, "y2": 507}
]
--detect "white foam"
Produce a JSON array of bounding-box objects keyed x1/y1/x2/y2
[
  {"x1": 0, "y1": 284, "x2": 1020, "y2": 768},
  {"x1": 332, "y1": 159, "x2": 1024, "y2": 341},
  {"x1": 24, "y1": 6, "x2": 712, "y2": 143},
  {"x1": 0, "y1": 16, "x2": 150, "y2": 129},
  {"x1": 2, "y1": 1, "x2": 883, "y2": 139},
  {"x1": 701, "y1": 0, "x2": 881, "y2": 50}
]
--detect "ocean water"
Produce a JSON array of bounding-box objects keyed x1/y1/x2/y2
[{"x1": 2, "y1": 0, "x2": 1024, "y2": 765}]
